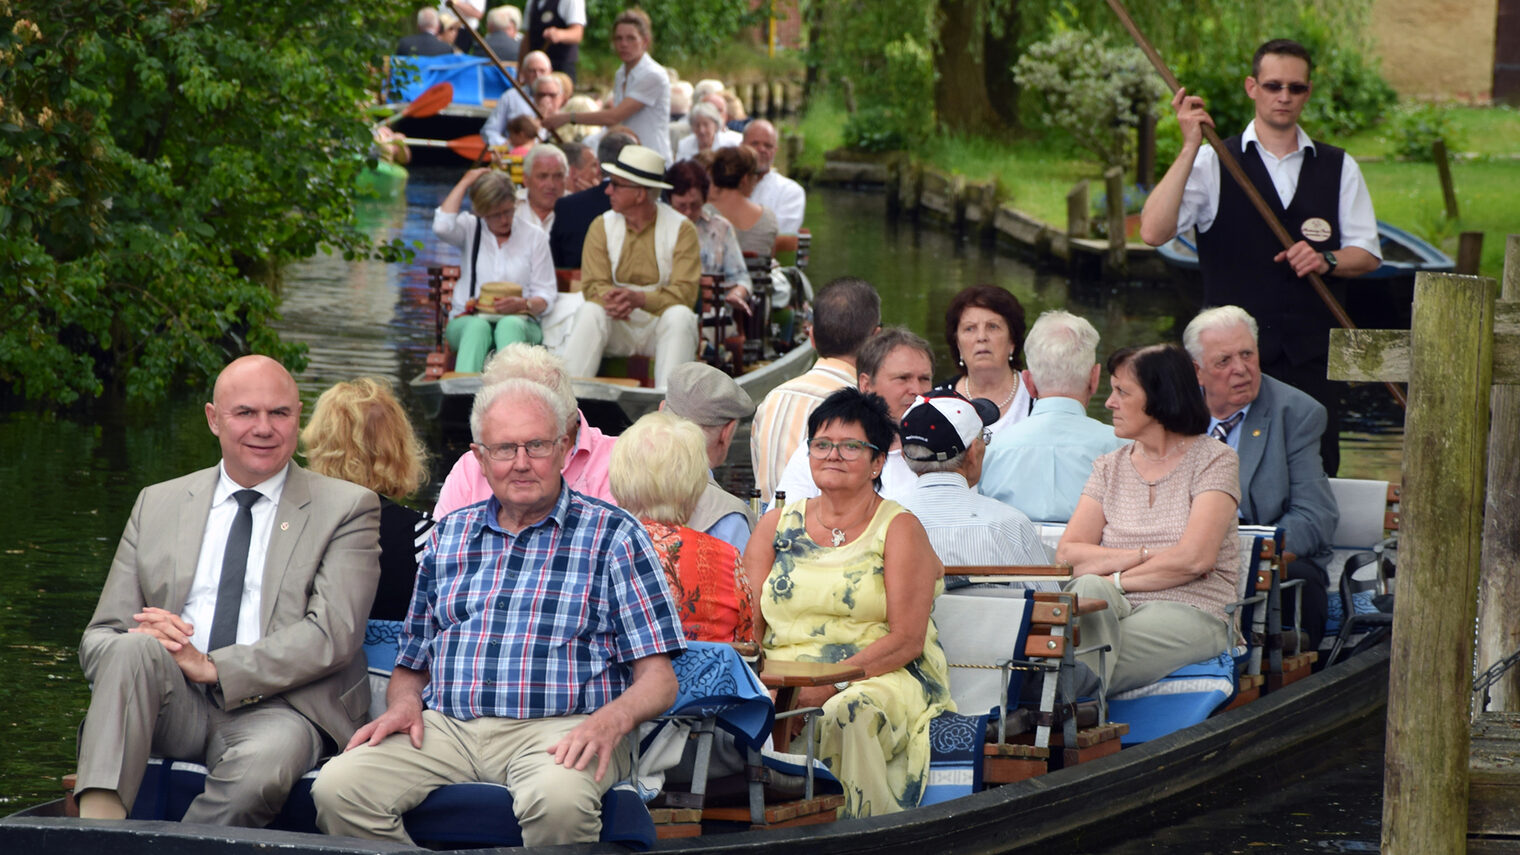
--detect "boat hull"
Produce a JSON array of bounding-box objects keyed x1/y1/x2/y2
[
  {"x1": 409, "y1": 342, "x2": 818, "y2": 434},
  {"x1": 2, "y1": 645, "x2": 1390, "y2": 854}
]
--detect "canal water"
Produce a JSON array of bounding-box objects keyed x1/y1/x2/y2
[{"x1": 0, "y1": 169, "x2": 1395, "y2": 846}]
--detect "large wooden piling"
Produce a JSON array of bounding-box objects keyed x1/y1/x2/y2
[
  {"x1": 1382, "y1": 272, "x2": 1496, "y2": 854},
  {"x1": 1477, "y1": 235, "x2": 1520, "y2": 713},
  {"x1": 1104, "y1": 167, "x2": 1126, "y2": 273}
]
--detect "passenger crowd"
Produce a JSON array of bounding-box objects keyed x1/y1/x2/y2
[{"x1": 70, "y1": 20, "x2": 1347, "y2": 849}]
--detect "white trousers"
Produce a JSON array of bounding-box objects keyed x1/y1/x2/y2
[{"x1": 562, "y1": 301, "x2": 698, "y2": 388}]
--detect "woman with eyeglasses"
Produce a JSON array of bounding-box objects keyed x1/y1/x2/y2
[
  {"x1": 745, "y1": 387, "x2": 952, "y2": 818},
  {"x1": 435, "y1": 167, "x2": 557, "y2": 374}
]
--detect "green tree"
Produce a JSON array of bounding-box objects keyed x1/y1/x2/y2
[{"x1": 1, "y1": 0, "x2": 413, "y2": 406}]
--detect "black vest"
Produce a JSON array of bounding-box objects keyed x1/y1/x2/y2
[
  {"x1": 1195, "y1": 133, "x2": 1346, "y2": 365},
  {"x1": 525, "y1": 0, "x2": 579, "y2": 82}
]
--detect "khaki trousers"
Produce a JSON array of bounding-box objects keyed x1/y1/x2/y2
[
  {"x1": 1066, "y1": 574, "x2": 1232, "y2": 696},
  {"x1": 75, "y1": 631, "x2": 323, "y2": 826},
  {"x1": 311, "y1": 710, "x2": 631, "y2": 846}
]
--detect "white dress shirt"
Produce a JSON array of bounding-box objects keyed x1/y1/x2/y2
[
  {"x1": 181, "y1": 463, "x2": 288, "y2": 652},
  {"x1": 751, "y1": 169, "x2": 806, "y2": 234},
  {"x1": 1174, "y1": 120, "x2": 1380, "y2": 259},
  {"x1": 901, "y1": 471, "x2": 1055, "y2": 591}
]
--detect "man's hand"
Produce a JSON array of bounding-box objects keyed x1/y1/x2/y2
[
  {"x1": 131, "y1": 607, "x2": 217, "y2": 683},
  {"x1": 602, "y1": 288, "x2": 644, "y2": 320},
  {"x1": 1274, "y1": 240, "x2": 1331, "y2": 278},
  {"x1": 547, "y1": 706, "x2": 634, "y2": 783},
  {"x1": 1170, "y1": 88, "x2": 1214, "y2": 150},
  {"x1": 346, "y1": 694, "x2": 426, "y2": 751}
]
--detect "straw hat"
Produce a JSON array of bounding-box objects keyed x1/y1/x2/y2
[
  {"x1": 601, "y1": 145, "x2": 672, "y2": 189},
  {"x1": 476, "y1": 280, "x2": 523, "y2": 312}
]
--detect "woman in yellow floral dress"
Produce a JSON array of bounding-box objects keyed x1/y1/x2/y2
[{"x1": 746, "y1": 388, "x2": 953, "y2": 817}]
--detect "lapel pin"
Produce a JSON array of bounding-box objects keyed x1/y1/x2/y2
[
  {"x1": 280, "y1": 521, "x2": 290, "y2": 531},
  {"x1": 1252, "y1": 430, "x2": 1261, "y2": 437}
]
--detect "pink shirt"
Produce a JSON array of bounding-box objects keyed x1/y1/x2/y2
[{"x1": 433, "y1": 410, "x2": 618, "y2": 519}]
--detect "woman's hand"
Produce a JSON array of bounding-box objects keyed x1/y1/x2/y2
[
  {"x1": 724, "y1": 285, "x2": 751, "y2": 315},
  {"x1": 440, "y1": 167, "x2": 493, "y2": 214}
]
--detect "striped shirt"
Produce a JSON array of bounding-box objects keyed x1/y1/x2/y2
[
  {"x1": 398, "y1": 485, "x2": 687, "y2": 721},
  {"x1": 900, "y1": 472, "x2": 1055, "y2": 591},
  {"x1": 749, "y1": 356, "x2": 856, "y2": 505}
]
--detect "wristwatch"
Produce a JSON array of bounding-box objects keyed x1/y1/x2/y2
[
  {"x1": 833, "y1": 681, "x2": 852, "y2": 692},
  {"x1": 1322, "y1": 250, "x2": 1338, "y2": 273}
]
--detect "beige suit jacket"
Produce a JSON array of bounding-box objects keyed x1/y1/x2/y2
[{"x1": 79, "y1": 462, "x2": 381, "y2": 748}]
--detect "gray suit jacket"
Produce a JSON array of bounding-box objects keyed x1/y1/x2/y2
[
  {"x1": 1236, "y1": 375, "x2": 1339, "y2": 580},
  {"x1": 80, "y1": 462, "x2": 381, "y2": 747}
]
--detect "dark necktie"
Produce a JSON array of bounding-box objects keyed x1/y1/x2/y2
[
  {"x1": 1211, "y1": 410, "x2": 1246, "y2": 443},
  {"x1": 209, "y1": 489, "x2": 262, "y2": 651}
]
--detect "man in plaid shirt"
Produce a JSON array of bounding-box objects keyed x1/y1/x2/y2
[{"x1": 313, "y1": 378, "x2": 686, "y2": 845}]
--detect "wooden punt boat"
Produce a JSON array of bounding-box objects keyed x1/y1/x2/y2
[
  {"x1": 408, "y1": 246, "x2": 818, "y2": 433},
  {"x1": 1157, "y1": 221, "x2": 1455, "y2": 330},
  {"x1": 0, "y1": 644, "x2": 1390, "y2": 854}
]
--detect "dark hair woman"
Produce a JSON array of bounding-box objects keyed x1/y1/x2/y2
[
  {"x1": 745, "y1": 387, "x2": 952, "y2": 819},
  {"x1": 1055, "y1": 343, "x2": 1241, "y2": 696},
  {"x1": 706, "y1": 145, "x2": 777, "y2": 258},
  {"x1": 665, "y1": 159, "x2": 750, "y2": 313},
  {"x1": 936, "y1": 285, "x2": 1031, "y2": 436}
]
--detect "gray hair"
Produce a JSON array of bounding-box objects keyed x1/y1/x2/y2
[
  {"x1": 416, "y1": 6, "x2": 439, "y2": 32},
  {"x1": 480, "y1": 343, "x2": 579, "y2": 431},
  {"x1": 670, "y1": 81, "x2": 693, "y2": 114},
  {"x1": 858, "y1": 326, "x2": 934, "y2": 381},
  {"x1": 486, "y1": 5, "x2": 520, "y2": 32},
  {"x1": 559, "y1": 141, "x2": 592, "y2": 170},
  {"x1": 688, "y1": 102, "x2": 723, "y2": 132},
  {"x1": 1183, "y1": 305, "x2": 1260, "y2": 363},
  {"x1": 523, "y1": 141, "x2": 568, "y2": 176},
  {"x1": 470, "y1": 378, "x2": 572, "y2": 444},
  {"x1": 1025, "y1": 310, "x2": 1101, "y2": 398},
  {"x1": 597, "y1": 130, "x2": 638, "y2": 165},
  {"x1": 902, "y1": 444, "x2": 965, "y2": 476},
  {"x1": 693, "y1": 79, "x2": 725, "y2": 102}
]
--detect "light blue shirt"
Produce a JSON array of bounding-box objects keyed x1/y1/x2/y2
[
  {"x1": 1206, "y1": 403, "x2": 1253, "y2": 451},
  {"x1": 901, "y1": 472, "x2": 1052, "y2": 591},
  {"x1": 705, "y1": 512, "x2": 751, "y2": 555},
  {"x1": 979, "y1": 397, "x2": 1126, "y2": 523}
]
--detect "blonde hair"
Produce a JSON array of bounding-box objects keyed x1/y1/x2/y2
[
  {"x1": 301, "y1": 377, "x2": 428, "y2": 498},
  {"x1": 469, "y1": 169, "x2": 516, "y2": 214},
  {"x1": 610, "y1": 411, "x2": 707, "y2": 525}
]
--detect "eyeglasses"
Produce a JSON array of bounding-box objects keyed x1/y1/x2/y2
[
  {"x1": 807, "y1": 438, "x2": 879, "y2": 461},
  {"x1": 609, "y1": 180, "x2": 642, "y2": 191},
  {"x1": 1258, "y1": 81, "x2": 1310, "y2": 95},
  {"x1": 474, "y1": 437, "x2": 563, "y2": 461}
]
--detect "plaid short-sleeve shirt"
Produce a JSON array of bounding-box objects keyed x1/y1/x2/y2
[{"x1": 398, "y1": 485, "x2": 687, "y2": 721}]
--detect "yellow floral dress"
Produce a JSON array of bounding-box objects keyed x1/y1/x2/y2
[{"x1": 760, "y1": 498, "x2": 953, "y2": 817}]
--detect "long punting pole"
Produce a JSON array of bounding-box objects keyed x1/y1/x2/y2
[
  {"x1": 446, "y1": 0, "x2": 565, "y2": 145},
  {"x1": 1104, "y1": 0, "x2": 1407, "y2": 409}
]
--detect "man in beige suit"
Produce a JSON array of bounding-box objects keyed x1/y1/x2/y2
[{"x1": 74, "y1": 355, "x2": 381, "y2": 826}]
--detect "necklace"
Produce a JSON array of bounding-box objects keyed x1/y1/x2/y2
[
  {"x1": 815, "y1": 496, "x2": 878, "y2": 547},
  {"x1": 965, "y1": 372, "x2": 1019, "y2": 411},
  {"x1": 1136, "y1": 438, "x2": 1188, "y2": 463}
]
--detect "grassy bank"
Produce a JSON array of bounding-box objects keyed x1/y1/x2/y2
[{"x1": 799, "y1": 101, "x2": 1520, "y2": 280}]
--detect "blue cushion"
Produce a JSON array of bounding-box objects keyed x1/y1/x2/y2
[
  {"x1": 129, "y1": 759, "x2": 321, "y2": 834},
  {"x1": 403, "y1": 782, "x2": 654, "y2": 850},
  {"x1": 1107, "y1": 652, "x2": 1237, "y2": 745},
  {"x1": 921, "y1": 711, "x2": 988, "y2": 805},
  {"x1": 388, "y1": 56, "x2": 510, "y2": 105}
]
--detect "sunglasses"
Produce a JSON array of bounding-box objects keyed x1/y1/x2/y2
[{"x1": 1257, "y1": 81, "x2": 1310, "y2": 95}]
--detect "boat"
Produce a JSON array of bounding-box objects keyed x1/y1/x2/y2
[
  {"x1": 0, "y1": 644, "x2": 1390, "y2": 854},
  {"x1": 407, "y1": 251, "x2": 818, "y2": 433},
  {"x1": 1157, "y1": 221, "x2": 1455, "y2": 330},
  {"x1": 356, "y1": 159, "x2": 410, "y2": 200}
]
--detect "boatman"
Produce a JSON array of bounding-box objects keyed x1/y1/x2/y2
[
  {"x1": 312, "y1": 378, "x2": 685, "y2": 846},
  {"x1": 1138, "y1": 38, "x2": 1381, "y2": 476},
  {"x1": 559, "y1": 144, "x2": 701, "y2": 389},
  {"x1": 74, "y1": 355, "x2": 381, "y2": 825},
  {"x1": 481, "y1": 51, "x2": 553, "y2": 148}
]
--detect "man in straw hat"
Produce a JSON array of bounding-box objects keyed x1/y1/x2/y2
[{"x1": 562, "y1": 144, "x2": 700, "y2": 388}]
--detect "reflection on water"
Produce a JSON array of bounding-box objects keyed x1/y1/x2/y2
[{"x1": 0, "y1": 168, "x2": 1397, "y2": 836}]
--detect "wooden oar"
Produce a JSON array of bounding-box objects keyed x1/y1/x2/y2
[
  {"x1": 377, "y1": 81, "x2": 454, "y2": 128},
  {"x1": 445, "y1": 0, "x2": 565, "y2": 144},
  {"x1": 1104, "y1": 0, "x2": 1407, "y2": 409},
  {"x1": 404, "y1": 135, "x2": 489, "y2": 161}
]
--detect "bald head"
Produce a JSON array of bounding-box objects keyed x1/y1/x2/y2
[
  {"x1": 743, "y1": 120, "x2": 778, "y2": 172},
  {"x1": 207, "y1": 355, "x2": 302, "y2": 487}
]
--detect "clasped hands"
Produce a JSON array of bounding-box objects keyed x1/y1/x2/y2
[
  {"x1": 600, "y1": 288, "x2": 646, "y2": 320},
  {"x1": 131, "y1": 606, "x2": 217, "y2": 684}
]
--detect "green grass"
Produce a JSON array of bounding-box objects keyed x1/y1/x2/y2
[
  {"x1": 1341, "y1": 104, "x2": 1520, "y2": 160},
  {"x1": 795, "y1": 98, "x2": 1520, "y2": 279}
]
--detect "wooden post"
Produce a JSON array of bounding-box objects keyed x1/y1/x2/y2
[
  {"x1": 1457, "y1": 231, "x2": 1485, "y2": 275},
  {"x1": 1383, "y1": 272, "x2": 1496, "y2": 854},
  {"x1": 950, "y1": 174, "x2": 968, "y2": 231},
  {"x1": 782, "y1": 132, "x2": 803, "y2": 175},
  {"x1": 1477, "y1": 235, "x2": 1520, "y2": 713},
  {"x1": 1067, "y1": 180, "x2": 1090, "y2": 238},
  {"x1": 1136, "y1": 110, "x2": 1157, "y2": 190},
  {"x1": 1104, "y1": 166, "x2": 1126, "y2": 273},
  {"x1": 1435, "y1": 139, "x2": 1460, "y2": 221}
]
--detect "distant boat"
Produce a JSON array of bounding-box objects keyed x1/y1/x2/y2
[{"x1": 1158, "y1": 221, "x2": 1455, "y2": 329}]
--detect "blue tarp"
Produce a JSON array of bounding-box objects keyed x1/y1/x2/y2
[{"x1": 389, "y1": 55, "x2": 514, "y2": 105}]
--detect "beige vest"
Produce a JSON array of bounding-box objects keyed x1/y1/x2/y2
[
  {"x1": 687, "y1": 477, "x2": 756, "y2": 534},
  {"x1": 601, "y1": 202, "x2": 684, "y2": 291}
]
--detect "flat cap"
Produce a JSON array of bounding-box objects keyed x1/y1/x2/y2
[{"x1": 665, "y1": 362, "x2": 755, "y2": 426}]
